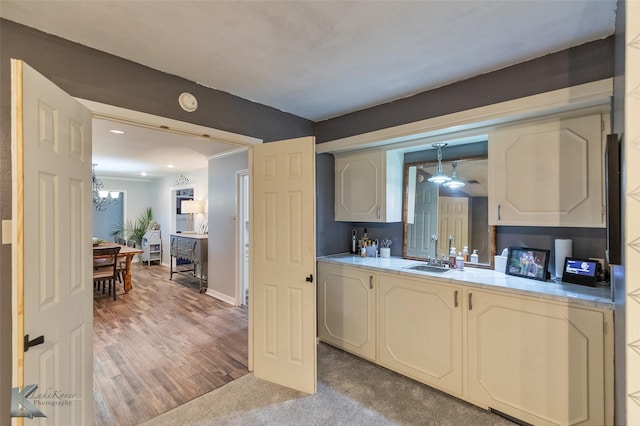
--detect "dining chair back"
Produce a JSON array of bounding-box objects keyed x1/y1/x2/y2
[{"x1": 93, "y1": 246, "x2": 122, "y2": 300}]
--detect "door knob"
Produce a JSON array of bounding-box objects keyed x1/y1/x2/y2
[{"x1": 305, "y1": 274, "x2": 313, "y2": 283}]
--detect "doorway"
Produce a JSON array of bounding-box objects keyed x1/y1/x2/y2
[
  {"x1": 172, "y1": 186, "x2": 195, "y2": 233},
  {"x1": 83, "y1": 100, "x2": 260, "y2": 421}
]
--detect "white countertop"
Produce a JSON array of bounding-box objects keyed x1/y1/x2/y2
[{"x1": 317, "y1": 254, "x2": 613, "y2": 309}]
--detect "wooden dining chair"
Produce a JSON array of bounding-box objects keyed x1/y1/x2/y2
[{"x1": 93, "y1": 246, "x2": 122, "y2": 301}]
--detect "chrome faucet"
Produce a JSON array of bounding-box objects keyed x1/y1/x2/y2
[{"x1": 431, "y1": 234, "x2": 438, "y2": 260}]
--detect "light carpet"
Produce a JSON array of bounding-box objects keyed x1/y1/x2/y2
[{"x1": 140, "y1": 343, "x2": 514, "y2": 425}]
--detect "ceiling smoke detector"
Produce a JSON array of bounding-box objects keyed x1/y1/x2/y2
[{"x1": 178, "y1": 92, "x2": 198, "y2": 112}]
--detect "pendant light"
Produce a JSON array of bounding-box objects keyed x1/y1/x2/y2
[
  {"x1": 443, "y1": 161, "x2": 466, "y2": 189},
  {"x1": 427, "y1": 143, "x2": 451, "y2": 184}
]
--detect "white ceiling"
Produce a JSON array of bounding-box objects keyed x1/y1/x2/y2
[
  {"x1": 91, "y1": 118, "x2": 240, "y2": 179},
  {"x1": 1, "y1": 0, "x2": 617, "y2": 178}
]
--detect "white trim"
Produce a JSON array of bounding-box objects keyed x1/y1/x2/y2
[
  {"x1": 235, "y1": 169, "x2": 249, "y2": 307},
  {"x1": 316, "y1": 78, "x2": 613, "y2": 154},
  {"x1": 77, "y1": 98, "x2": 263, "y2": 147},
  {"x1": 95, "y1": 175, "x2": 152, "y2": 183},
  {"x1": 205, "y1": 288, "x2": 237, "y2": 305},
  {"x1": 208, "y1": 146, "x2": 250, "y2": 160}
]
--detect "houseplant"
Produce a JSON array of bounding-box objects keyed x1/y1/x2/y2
[{"x1": 111, "y1": 207, "x2": 153, "y2": 249}]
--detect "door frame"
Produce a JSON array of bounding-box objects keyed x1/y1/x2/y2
[
  {"x1": 73, "y1": 100, "x2": 264, "y2": 394},
  {"x1": 235, "y1": 169, "x2": 249, "y2": 306}
]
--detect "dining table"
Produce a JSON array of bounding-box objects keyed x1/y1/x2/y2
[{"x1": 93, "y1": 242, "x2": 143, "y2": 293}]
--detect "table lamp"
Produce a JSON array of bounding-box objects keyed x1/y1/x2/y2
[{"x1": 181, "y1": 200, "x2": 202, "y2": 233}]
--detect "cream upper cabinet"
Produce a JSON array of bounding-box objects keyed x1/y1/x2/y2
[
  {"x1": 334, "y1": 149, "x2": 403, "y2": 222},
  {"x1": 378, "y1": 273, "x2": 463, "y2": 396},
  {"x1": 466, "y1": 288, "x2": 612, "y2": 426},
  {"x1": 489, "y1": 113, "x2": 607, "y2": 227},
  {"x1": 317, "y1": 263, "x2": 376, "y2": 361}
]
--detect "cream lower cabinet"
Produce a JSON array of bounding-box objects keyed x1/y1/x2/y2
[
  {"x1": 377, "y1": 273, "x2": 463, "y2": 396},
  {"x1": 317, "y1": 262, "x2": 612, "y2": 425},
  {"x1": 466, "y1": 289, "x2": 612, "y2": 426},
  {"x1": 318, "y1": 263, "x2": 376, "y2": 361}
]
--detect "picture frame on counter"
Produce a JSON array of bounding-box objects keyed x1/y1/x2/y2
[{"x1": 506, "y1": 246, "x2": 550, "y2": 282}]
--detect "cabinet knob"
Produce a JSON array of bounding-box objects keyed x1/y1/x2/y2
[{"x1": 305, "y1": 274, "x2": 314, "y2": 283}]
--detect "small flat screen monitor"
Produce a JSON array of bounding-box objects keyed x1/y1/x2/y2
[{"x1": 562, "y1": 257, "x2": 598, "y2": 287}]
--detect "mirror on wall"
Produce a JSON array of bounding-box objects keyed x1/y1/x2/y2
[{"x1": 402, "y1": 155, "x2": 495, "y2": 267}]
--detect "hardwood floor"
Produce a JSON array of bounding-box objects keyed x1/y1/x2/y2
[{"x1": 93, "y1": 262, "x2": 248, "y2": 426}]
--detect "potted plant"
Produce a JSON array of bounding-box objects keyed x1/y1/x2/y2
[{"x1": 111, "y1": 207, "x2": 153, "y2": 252}]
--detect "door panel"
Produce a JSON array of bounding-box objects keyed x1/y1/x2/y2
[
  {"x1": 12, "y1": 60, "x2": 93, "y2": 425},
  {"x1": 251, "y1": 136, "x2": 316, "y2": 394}
]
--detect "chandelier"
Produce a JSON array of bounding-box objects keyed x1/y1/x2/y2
[{"x1": 92, "y1": 164, "x2": 120, "y2": 211}]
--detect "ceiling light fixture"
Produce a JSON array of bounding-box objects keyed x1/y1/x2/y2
[
  {"x1": 167, "y1": 164, "x2": 175, "y2": 168},
  {"x1": 443, "y1": 161, "x2": 466, "y2": 189},
  {"x1": 427, "y1": 143, "x2": 452, "y2": 184},
  {"x1": 109, "y1": 129, "x2": 125, "y2": 134},
  {"x1": 92, "y1": 164, "x2": 120, "y2": 211}
]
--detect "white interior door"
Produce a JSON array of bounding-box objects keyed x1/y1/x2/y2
[
  {"x1": 438, "y1": 196, "x2": 469, "y2": 255},
  {"x1": 251, "y1": 136, "x2": 317, "y2": 394},
  {"x1": 11, "y1": 60, "x2": 93, "y2": 424}
]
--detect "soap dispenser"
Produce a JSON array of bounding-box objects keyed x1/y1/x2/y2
[
  {"x1": 470, "y1": 249, "x2": 479, "y2": 264},
  {"x1": 456, "y1": 251, "x2": 464, "y2": 270}
]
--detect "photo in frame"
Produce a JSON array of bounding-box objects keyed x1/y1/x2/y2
[{"x1": 505, "y1": 246, "x2": 550, "y2": 282}]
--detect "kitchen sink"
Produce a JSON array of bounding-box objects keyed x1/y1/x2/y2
[{"x1": 404, "y1": 264, "x2": 451, "y2": 273}]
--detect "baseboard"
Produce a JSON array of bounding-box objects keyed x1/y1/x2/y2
[{"x1": 205, "y1": 288, "x2": 238, "y2": 306}]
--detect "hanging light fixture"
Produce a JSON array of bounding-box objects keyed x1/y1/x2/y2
[
  {"x1": 443, "y1": 161, "x2": 466, "y2": 189},
  {"x1": 92, "y1": 164, "x2": 119, "y2": 211},
  {"x1": 427, "y1": 143, "x2": 452, "y2": 184}
]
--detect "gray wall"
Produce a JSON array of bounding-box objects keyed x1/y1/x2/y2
[
  {"x1": 314, "y1": 37, "x2": 615, "y2": 143},
  {"x1": 316, "y1": 154, "x2": 351, "y2": 256},
  {"x1": 208, "y1": 152, "x2": 248, "y2": 301},
  {"x1": 496, "y1": 226, "x2": 607, "y2": 277}
]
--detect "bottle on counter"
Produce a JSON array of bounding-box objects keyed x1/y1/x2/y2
[
  {"x1": 351, "y1": 229, "x2": 357, "y2": 254},
  {"x1": 470, "y1": 249, "x2": 479, "y2": 263},
  {"x1": 462, "y1": 246, "x2": 469, "y2": 262},
  {"x1": 449, "y1": 247, "x2": 457, "y2": 269},
  {"x1": 456, "y1": 251, "x2": 465, "y2": 270},
  {"x1": 361, "y1": 239, "x2": 367, "y2": 258}
]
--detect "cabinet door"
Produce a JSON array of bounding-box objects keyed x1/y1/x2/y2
[
  {"x1": 318, "y1": 263, "x2": 376, "y2": 361},
  {"x1": 335, "y1": 151, "x2": 384, "y2": 222},
  {"x1": 334, "y1": 150, "x2": 403, "y2": 222},
  {"x1": 489, "y1": 113, "x2": 605, "y2": 227},
  {"x1": 467, "y1": 289, "x2": 608, "y2": 426},
  {"x1": 378, "y1": 273, "x2": 463, "y2": 396}
]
